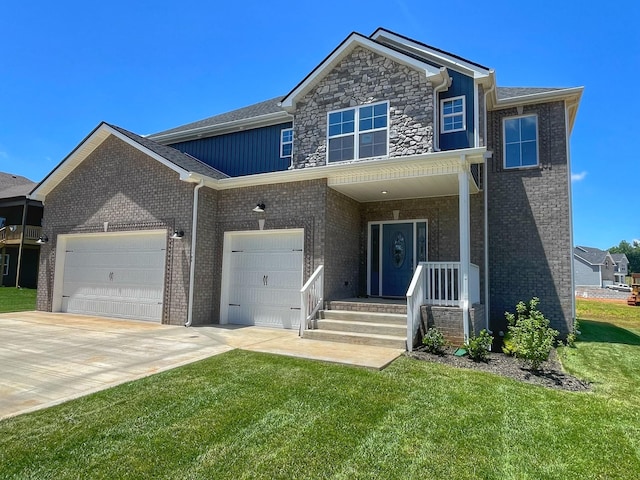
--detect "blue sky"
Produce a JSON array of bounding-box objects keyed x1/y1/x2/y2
[{"x1": 1, "y1": 1, "x2": 638, "y2": 250}]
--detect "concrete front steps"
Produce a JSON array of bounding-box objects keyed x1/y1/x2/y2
[{"x1": 303, "y1": 299, "x2": 407, "y2": 349}]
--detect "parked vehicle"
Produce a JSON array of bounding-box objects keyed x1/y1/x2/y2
[{"x1": 607, "y1": 283, "x2": 632, "y2": 292}]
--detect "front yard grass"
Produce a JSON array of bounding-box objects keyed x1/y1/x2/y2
[{"x1": 0, "y1": 287, "x2": 36, "y2": 313}]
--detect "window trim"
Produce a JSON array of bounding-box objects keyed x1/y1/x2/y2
[
  {"x1": 441, "y1": 95, "x2": 466, "y2": 133},
  {"x1": 326, "y1": 101, "x2": 389, "y2": 163},
  {"x1": 280, "y1": 128, "x2": 293, "y2": 159},
  {"x1": 502, "y1": 114, "x2": 539, "y2": 169},
  {"x1": 2, "y1": 254, "x2": 8, "y2": 276}
]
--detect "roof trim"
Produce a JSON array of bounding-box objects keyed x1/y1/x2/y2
[
  {"x1": 148, "y1": 110, "x2": 292, "y2": 145},
  {"x1": 369, "y1": 28, "x2": 492, "y2": 78},
  {"x1": 31, "y1": 123, "x2": 197, "y2": 202},
  {"x1": 280, "y1": 32, "x2": 444, "y2": 111}
]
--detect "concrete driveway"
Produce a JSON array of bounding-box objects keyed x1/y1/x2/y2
[{"x1": 0, "y1": 311, "x2": 403, "y2": 419}]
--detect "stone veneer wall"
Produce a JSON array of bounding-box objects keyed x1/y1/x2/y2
[
  {"x1": 487, "y1": 101, "x2": 573, "y2": 336},
  {"x1": 36, "y1": 134, "x2": 195, "y2": 325},
  {"x1": 359, "y1": 194, "x2": 485, "y2": 301},
  {"x1": 210, "y1": 179, "x2": 328, "y2": 322},
  {"x1": 292, "y1": 46, "x2": 434, "y2": 169}
]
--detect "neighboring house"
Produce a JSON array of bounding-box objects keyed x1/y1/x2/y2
[
  {"x1": 573, "y1": 246, "x2": 620, "y2": 287},
  {"x1": 30, "y1": 28, "x2": 582, "y2": 346},
  {"x1": 610, "y1": 253, "x2": 629, "y2": 284},
  {"x1": 0, "y1": 172, "x2": 43, "y2": 288}
]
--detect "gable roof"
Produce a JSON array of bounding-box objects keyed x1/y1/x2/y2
[
  {"x1": 0, "y1": 172, "x2": 35, "y2": 200},
  {"x1": 148, "y1": 96, "x2": 291, "y2": 144},
  {"x1": 574, "y1": 246, "x2": 613, "y2": 266},
  {"x1": 31, "y1": 122, "x2": 228, "y2": 202},
  {"x1": 610, "y1": 253, "x2": 629, "y2": 265},
  {"x1": 280, "y1": 31, "x2": 446, "y2": 112}
]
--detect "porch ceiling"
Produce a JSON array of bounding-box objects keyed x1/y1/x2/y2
[{"x1": 327, "y1": 157, "x2": 481, "y2": 202}]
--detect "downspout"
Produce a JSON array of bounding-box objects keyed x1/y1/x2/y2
[
  {"x1": 185, "y1": 178, "x2": 205, "y2": 327},
  {"x1": 483, "y1": 81, "x2": 495, "y2": 332},
  {"x1": 432, "y1": 69, "x2": 451, "y2": 152}
]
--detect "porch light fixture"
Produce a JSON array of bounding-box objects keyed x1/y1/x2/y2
[
  {"x1": 36, "y1": 234, "x2": 48, "y2": 244},
  {"x1": 381, "y1": 190, "x2": 388, "y2": 195},
  {"x1": 252, "y1": 203, "x2": 266, "y2": 213},
  {"x1": 170, "y1": 230, "x2": 184, "y2": 239}
]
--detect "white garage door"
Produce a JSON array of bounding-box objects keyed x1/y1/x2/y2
[
  {"x1": 60, "y1": 231, "x2": 167, "y2": 322},
  {"x1": 223, "y1": 230, "x2": 303, "y2": 329}
]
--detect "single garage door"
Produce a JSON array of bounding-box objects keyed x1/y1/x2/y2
[
  {"x1": 223, "y1": 230, "x2": 303, "y2": 329},
  {"x1": 59, "y1": 231, "x2": 167, "y2": 322}
]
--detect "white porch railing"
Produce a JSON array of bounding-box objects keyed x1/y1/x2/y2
[
  {"x1": 406, "y1": 261, "x2": 480, "y2": 350},
  {"x1": 299, "y1": 265, "x2": 324, "y2": 337},
  {"x1": 406, "y1": 263, "x2": 425, "y2": 352},
  {"x1": 0, "y1": 225, "x2": 42, "y2": 244},
  {"x1": 424, "y1": 262, "x2": 479, "y2": 306}
]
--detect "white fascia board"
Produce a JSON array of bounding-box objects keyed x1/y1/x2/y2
[
  {"x1": 370, "y1": 29, "x2": 491, "y2": 79},
  {"x1": 212, "y1": 147, "x2": 487, "y2": 190},
  {"x1": 492, "y1": 87, "x2": 584, "y2": 110},
  {"x1": 30, "y1": 124, "x2": 208, "y2": 202},
  {"x1": 280, "y1": 33, "x2": 443, "y2": 111},
  {"x1": 148, "y1": 111, "x2": 292, "y2": 145}
]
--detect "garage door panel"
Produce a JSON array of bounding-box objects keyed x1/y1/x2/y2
[
  {"x1": 60, "y1": 232, "x2": 166, "y2": 322},
  {"x1": 224, "y1": 231, "x2": 303, "y2": 329}
]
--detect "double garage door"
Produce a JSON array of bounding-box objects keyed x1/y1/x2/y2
[
  {"x1": 222, "y1": 230, "x2": 303, "y2": 330},
  {"x1": 57, "y1": 231, "x2": 167, "y2": 322}
]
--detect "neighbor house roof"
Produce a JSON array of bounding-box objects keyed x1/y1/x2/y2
[
  {"x1": 574, "y1": 246, "x2": 612, "y2": 266},
  {"x1": 610, "y1": 253, "x2": 629, "y2": 264},
  {"x1": 0, "y1": 172, "x2": 36, "y2": 200}
]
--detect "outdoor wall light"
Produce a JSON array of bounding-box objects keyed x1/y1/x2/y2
[
  {"x1": 36, "y1": 234, "x2": 49, "y2": 244},
  {"x1": 252, "y1": 203, "x2": 266, "y2": 213},
  {"x1": 170, "y1": 230, "x2": 184, "y2": 239}
]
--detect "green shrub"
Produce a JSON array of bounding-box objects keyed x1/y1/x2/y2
[
  {"x1": 501, "y1": 331, "x2": 518, "y2": 356},
  {"x1": 505, "y1": 297, "x2": 559, "y2": 370},
  {"x1": 422, "y1": 327, "x2": 446, "y2": 354},
  {"x1": 565, "y1": 319, "x2": 581, "y2": 348},
  {"x1": 465, "y1": 329, "x2": 493, "y2": 362}
]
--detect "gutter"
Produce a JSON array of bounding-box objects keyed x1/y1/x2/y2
[
  {"x1": 482, "y1": 81, "x2": 495, "y2": 332},
  {"x1": 185, "y1": 178, "x2": 205, "y2": 327}
]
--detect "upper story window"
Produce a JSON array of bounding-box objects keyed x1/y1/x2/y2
[
  {"x1": 327, "y1": 102, "x2": 388, "y2": 162},
  {"x1": 503, "y1": 114, "x2": 538, "y2": 169},
  {"x1": 280, "y1": 128, "x2": 293, "y2": 158},
  {"x1": 441, "y1": 96, "x2": 465, "y2": 133}
]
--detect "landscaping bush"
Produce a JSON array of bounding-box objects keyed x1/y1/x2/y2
[
  {"x1": 505, "y1": 297, "x2": 559, "y2": 370},
  {"x1": 422, "y1": 327, "x2": 446, "y2": 354},
  {"x1": 501, "y1": 331, "x2": 518, "y2": 356},
  {"x1": 465, "y1": 329, "x2": 493, "y2": 362}
]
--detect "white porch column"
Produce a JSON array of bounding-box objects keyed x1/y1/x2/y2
[{"x1": 459, "y1": 156, "x2": 471, "y2": 342}]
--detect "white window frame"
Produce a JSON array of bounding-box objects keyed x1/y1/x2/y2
[
  {"x1": 280, "y1": 128, "x2": 293, "y2": 158},
  {"x1": 503, "y1": 114, "x2": 539, "y2": 169},
  {"x1": 441, "y1": 95, "x2": 466, "y2": 133},
  {"x1": 326, "y1": 101, "x2": 389, "y2": 163},
  {"x1": 2, "y1": 254, "x2": 8, "y2": 276}
]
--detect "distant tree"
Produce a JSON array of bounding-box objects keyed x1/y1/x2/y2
[{"x1": 609, "y1": 240, "x2": 640, "y2": 274}]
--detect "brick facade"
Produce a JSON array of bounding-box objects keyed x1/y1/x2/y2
[
  {"x1": 292, "y1": 46, "x2": 434, "y2": 169},
  {"x1": 36, "y1": 135, "x2": 195, "y2": 325},
  {"x1": 487, "y1": 101, "x2": 573, "y2": 335}
]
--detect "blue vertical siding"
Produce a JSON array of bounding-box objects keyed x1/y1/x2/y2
[
  {"x1": 169, "y1": 122, "x2": 293, "y2": 177},
  {"x1": 439, "y1": 70, "x2": 475, "y2": 151}
]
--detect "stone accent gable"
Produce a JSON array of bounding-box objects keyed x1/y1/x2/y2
[{"x1": 293, "y1": 46, "x2": 434, "y2": 169}]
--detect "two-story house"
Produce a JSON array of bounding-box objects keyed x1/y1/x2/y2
[
  {"x1": 31, "y1": 29, "x2": 582, "y2": 347},
  {"x1": 574, "y1": 246, "x2": 628, "y2": 287},
  {"x1": 0, "y1": 172, "x2": 43, "y2": 288}
]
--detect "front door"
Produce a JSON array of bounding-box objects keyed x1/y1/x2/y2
[{"x1": 369, "y1": 220, "x2": 427, "y2": 297}]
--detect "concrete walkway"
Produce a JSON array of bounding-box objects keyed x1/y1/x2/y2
[{"x1": 0, "y1": 312, "x2": 403, "y2": 419}]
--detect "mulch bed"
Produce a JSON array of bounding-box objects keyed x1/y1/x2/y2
[{"x1": 407, "y1": 346, "x2": 591, "y2": 392}]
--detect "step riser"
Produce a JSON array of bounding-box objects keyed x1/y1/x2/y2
[
  {"x1": 321, "y1": 311, "x2": 406, "y2": 325},
  {"x1": 317, "y1": 319, "x2": 405, "y2": 336},
  {"x1": 327, "y1": 301, "x2": 407, "y2": 315},
  {"x1": 304, "y1": 330, "x2": 406, "y2": 349}
]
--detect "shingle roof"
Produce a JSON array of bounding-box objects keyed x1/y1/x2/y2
[
  {"x1": 574, "y1": 246, "x2": 610, "y2": 265},
  {"x1": 107, "y1": 124, "x2": 229, "y2": 180},
  {"x1": 497, "y1": 87, "x2": 567, "y2": 100},
  {"x1": 611, "y1": 253, "x2": 628, "y2": 264},
  {"x1": 148, "y1": 97, "x2": 285, "y2": 138},
  {"x1": 0, "y1": 172, "x2": 35, "y2": 199}
]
